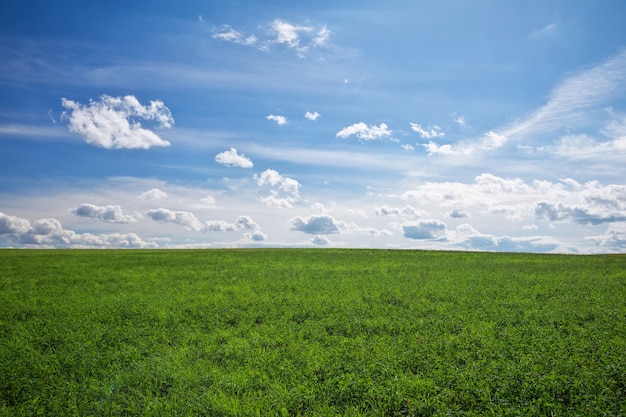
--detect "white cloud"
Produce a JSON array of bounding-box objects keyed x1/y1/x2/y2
[
  {"x1": 146, "y1": 208, "x2": 204, "y2": 231},
  {"x1": 203, "y1": 215, "x2": 260, "y2": 232},
  {"x1": 61, "y1": 95, "x2": 173, "y2": 149},
  {"x1": 290, "y1": 214, "x2": 345, "y2": 234},
  {"x1": 71, "y1": 203, "x2": 138, "y2": 223},
  {"x1": 0, "y1": 212, "x2": 31, "y2": 234},
  {"x1": 312, "y1": 26, "x2": 330, "y2": 47},
  {"x1": 266, "y1": 114, "x2": 288, "y2": 125},
  {"x1": 212, "y1": 25, "x2": 257, "y2": 45},
  {"x1": 481, "y1": 131, "x2": 508, "y2": 150},
  {"x1": 375, "y1": 205, "x2": 422, "y2": 218},
  {"x1": 139, "y1": 188, "x2": 168, "y2": 200},
  {"x1": 311, "y1": 235, "x2": 331, "y2": 245},
  {"x1": 248, "y1": 230, "x2": 268, "y2": 242},
  {"x1": 0, "y1": 212, "x2": 156, "y2": 248},
  {"x1": 454, "y1": 116, "x2": 467, "y2": 127},
  {"x1": 410, "y1": 123, "x2": 445, "y2": 139},
  {"x1": 450, "y1": 224, "x2": 559, "y2": 252},
  {"x1": 270, "y1": 19, "x2": 312, "y2": 48},
  {"x1": 496, "y1": 49, "x2": 626, "y2": 142},
  {"x1": 401, "y1": 219, "x2": 447, "y2": 240},
  {"x1": 588, "y1": 222, "x2": 626, "y2": 252},
  {"x1": 336, "y1": 122, "x2": 392, "y2": 140},
  {"x1": 423, "y1": 141, "x2": 457, "y2": 156},
  {"x1": 305, "y1": 111, "x2": 320, "y2": 121},
  {"x1": 255, "y1": 169, "x2": 301, "y2": 208},
  {"x1": 214, "y1": 147, "x2": 254, "y2": 168}
]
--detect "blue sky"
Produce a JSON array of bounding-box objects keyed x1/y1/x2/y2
[{"x1": 2, "y1": 0, "x2": 626, "y2": 252}]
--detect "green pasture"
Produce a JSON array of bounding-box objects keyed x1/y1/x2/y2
[{"x1": 0, "y1": 249, "x2": 625, "y2": 416}]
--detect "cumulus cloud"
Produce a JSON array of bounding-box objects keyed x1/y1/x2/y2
[
  {"x1": 71, "y1": 203, "x2": 138, "y2": 223},
  {"x1": 336, "y1": 122, "x2": 392, "y2": 140},
  {"x1": 375, "y1": 205, "x2": 422, "y2": 218},
  {"x1": 248, "y1": 230, "x2": 268, "y2": 242},
  {"x1": 266, "y1": 114, "x2": 288, "y2": 125},
  {"x1": 0, "y1": 212, "x2": 31, "y2": 234},
  {"x1": 423, "y1": 141, "x2": 457, "y2": 156},
  {"x1": 203, "y1": 216, "x2": 260, "y2": 232},
  {"x1": 481, "y1": 131, "x2": 508, "y2": 150},
  {"x1": 447, "y1": 209, "x2": 469, "y2": 218},
  {"x1": 214, "y1": 147, "x2": 254, "y2": 168},
  {"x1": 290, "y1": 214, "x2": 345, "y2": 234},
  {"x1": 0, "y1": 212, "x2": 156, "y2": 248},
  {"x1": 305, "y1": 111, "x2": 320, "y2": 121},
  {"x1": 401, "y1": 220, "x2": 447, "y2": 240},
  {"x1": 256, "y1": 169, "x2": 301, "y2": 208},
  {"x1": 61, "y1": 95, "x2": 173, "y2": 149},
  {"x1": 139, "y1": 188, "x2": 168, "y2": 200},
  {"x1": 146, "y1": 208, "x2": 204, "y2": 231},
  {"x1": 311, "y1": 235, "x2": 331, "y2": 245},
  {"x1": 410, "y1": 123, "x2": 445, "y2": 139},
  {"x1": 588, "y1": 223, "x2": 626, "y2": 252},
  {"x1": 535, "y1": 201, "x2": 626, "y2": 225}
]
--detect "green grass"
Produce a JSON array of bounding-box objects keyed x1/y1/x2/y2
[{"x1": 1, "y1": 249, "x2": 625, "y2": 416}]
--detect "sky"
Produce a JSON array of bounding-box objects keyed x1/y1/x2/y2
[{"x1": 1, "y1": 0, "x2": 626, "y2": 253}]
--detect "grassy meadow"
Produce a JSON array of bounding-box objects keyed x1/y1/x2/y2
[{"x1": 0, "y1": 248, "x2": 625, "y2": 416}]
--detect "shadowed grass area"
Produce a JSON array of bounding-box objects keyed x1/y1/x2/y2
[{"x1": 1, "y1": 249, "x2": 625, "y2": 416}]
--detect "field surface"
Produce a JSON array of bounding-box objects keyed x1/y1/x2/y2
[{"x1": 0, "y1": 249, "x2": 625, "y2": 416}]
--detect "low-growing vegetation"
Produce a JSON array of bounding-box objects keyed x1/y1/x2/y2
[{"x1": 0, "y1": 249, "x2": 625, "y2": 416}]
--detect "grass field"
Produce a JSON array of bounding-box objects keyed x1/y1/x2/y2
[{"x1": 0, "y1": 249, "x2": 625, "y2": 416}]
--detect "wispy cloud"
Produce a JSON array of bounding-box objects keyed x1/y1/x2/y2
[
  {"x1": 212, "y1": 25, "x2": 257, "y2": 45},
  {"x1": 410, "y1": 123, "x2": 445, "y2": 139},
  {"x1": 61, "y1": 95, "x2": 173, "y2": 149},
  {"x1": 530, "y1": 23, "x2": 557, "y2": 38},
  {"x1": 492, "y1": 49, "x2": 626, "y2": 143}
]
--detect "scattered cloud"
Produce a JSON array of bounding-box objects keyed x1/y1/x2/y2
[
  {"x1": 214, "y1": 147, "x2": 254, "y2": 168},
  {"x1": 423, "y1": 141, "x2": 457, "y2": 156},
  {"x1": 256, "y1": 169, "x2": 301, "y2": 208},
  {"x1": 311, "y1": 235, "x2": 331, "y2": 245},
  {"x1": 410, "y1": 123, "x2": 445, "y2": 139},
  {"x1": 266, "y1": 114, "x2": 288, "y2": 125},
  {"x1": 290, "y1": 214, "x2": 345, "y2": 234},
  {"x1": 204, "y1": 215, "x2": 259, "y2": 232},
  {"x1": 0, "y1": 211, "x2": 157, "y2": 248},
  {"x1": 454, "y1": 115, "x2": 467, "y2": 127},
  {"x1": 139, "y1": 188, "x2": 167, "y2": 200},
  {"x1": 305, "y1": 111, "x2": 320, "y2": 121},
  {"x1": 146, "y1": 208, "x2": 204, "y2": 231},
  {"x1": 0, "y1": 212, "x2": 31, "y2": 234},
  {"x1": 71, "y1": 203, "x2": 138, "y2": 223},
  {"x1": 530, "y1": 23, "x2": 557, "y2": 38},
  {"x1": 212, "y1": 25, "x2": 257, "y2": 45},
  {"x1": 61, "y1": 95, "x2": 173, "y2": 149},
  {"x1": 401, "y1": 219, "x2": 447, "y2": 240},
  {"x1": 336, "y1": 122, "x2": 392, "y2": 140},
  {"x1": 447, "y1": 209, "x2": 469, "y2": 218},
  {"x1": 248, "y1": 230, "x2": 268, "y2": 241},
  {"x1": 375, "y1": 205, "x2": 422, "y2": 218}
]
